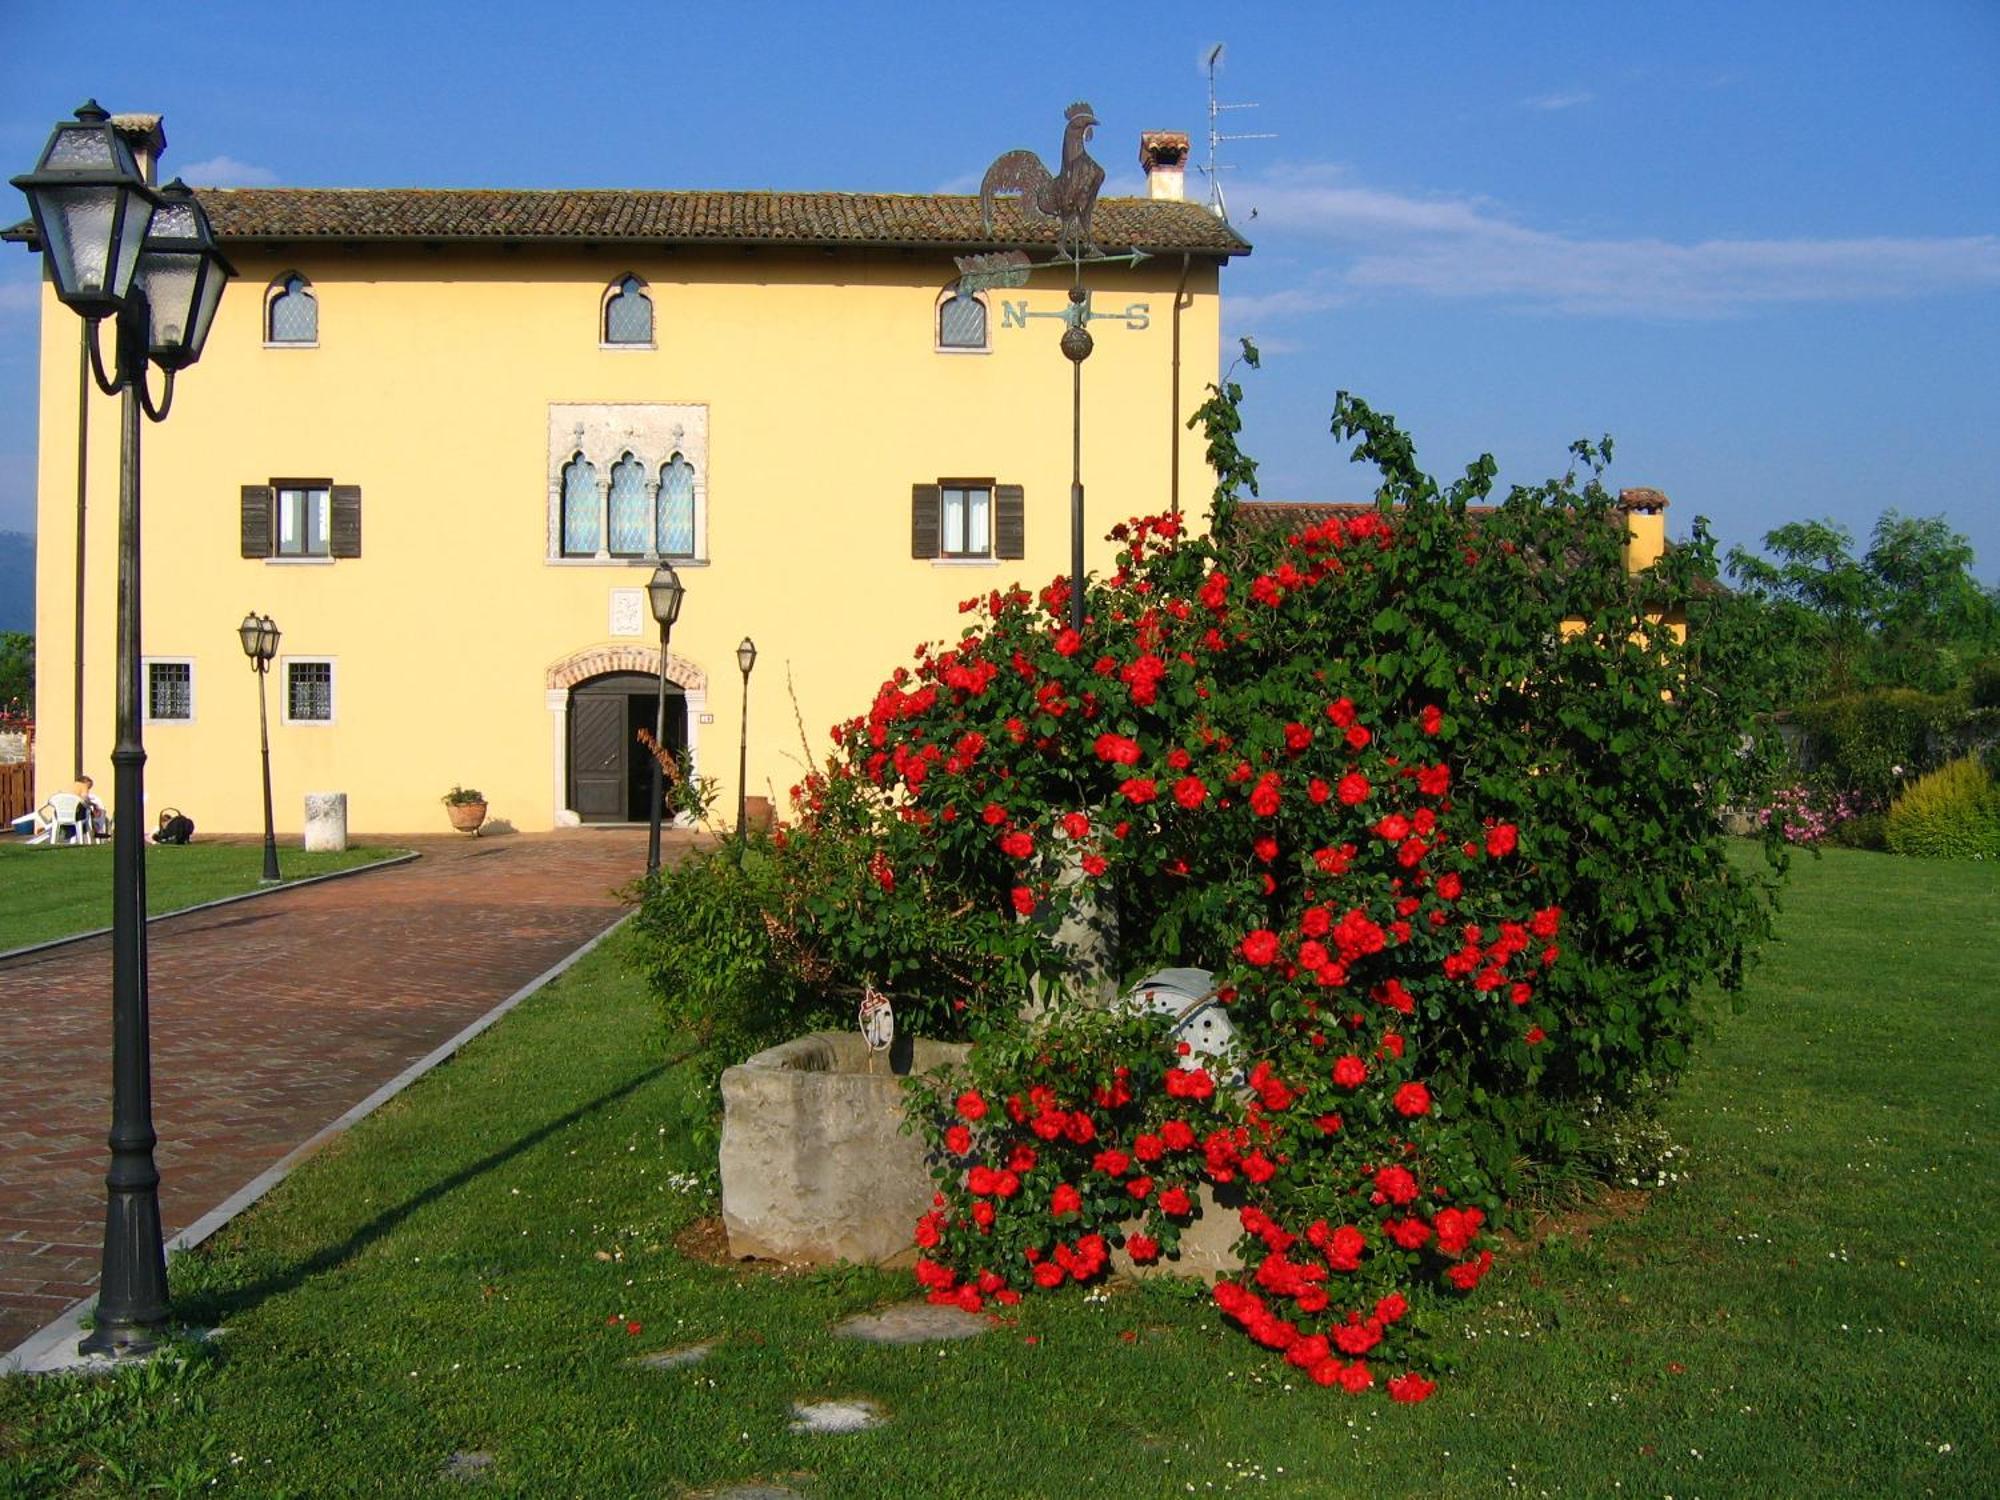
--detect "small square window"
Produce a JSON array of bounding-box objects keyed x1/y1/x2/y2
[
  {"x1": 939, "y1": 485, "x2": 992, "y2": 558},
  {"x1": 284, "y1": 660, "x2": 335, "y2": 724},
  {"x1": 277, "y1": 487, "x2": 330, "y2": 557},
  {"x1": 145, "y1": 660, "x2": 193, "y2": 723}
]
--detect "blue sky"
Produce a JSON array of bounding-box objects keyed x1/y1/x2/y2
[{"x1": 3, "y1": 0, "x2": 1996, "y2": 579}]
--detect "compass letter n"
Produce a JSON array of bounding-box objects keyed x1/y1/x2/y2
[{"x1": 1001, "y1": 300, "x2": 1031, "y2": 329}]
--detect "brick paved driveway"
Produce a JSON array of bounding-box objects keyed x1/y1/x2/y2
[{"x1": 0, "y1": 829, "x2": 663, "y2": 1355}]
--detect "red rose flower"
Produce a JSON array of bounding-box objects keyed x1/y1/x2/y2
[
  {"x1": 1419, "y1": 704, "x2": 1443, "y2": 736},
  {"x1": 1092, "y1": 1148, "x2": 1130, "y2": 1177},
  {"x1": 1525, "y1": 1026, "x2": 1547, "y2": 1045},
  {"x1": 1050, "y1": 1183, "x2": 1082, "y2": 1216},
  {"x1": 971, "y1": 1200, "x2": 995, "y2": 1229},
  {"x1": 1486, "y1": 823, "x2": 1519, "y2": 857},
  {"x1": 1172, "y1": 775, "x2": 1208, "y2": 809},
  {"x1": 1060, "y1": 811, "x2": 1091, "y2": 839},
  {"x1": 1126, "y1": 1176, "x2": 1154, "y2": 1200},
  {"x1": 981, "y1": 802, "x2": 1008, "y2": 826},
  {"x1": 1336, "y1": 771, "x2": 1371, "y2": 806},
  {"x1": 1158, "y1": 1185, "x2": 1193, "y2": 1217},
  {"x1": 1326, "y1": 697, "x2": 1357, "y2": 727},
  {"x1": 1000, "y1": 830, "x2": 1035, "y2": 859},
  {"x1": 1388, "y1": 1371, "x2": 1436, "y2": 1403},
  {"x1": 956, "y1": 1090, "x2": 989, "y2": 1122},
  {"x1": 1332, "y1": 1055, "x2": 1368, "y2": 1089},
  {"x1": 944, "y1": 1124, "x2": 973, "y2": 1155},
  {"x1": 1283, "y1": 721, "x2": 1313, "y2": 753},
  {"x1": 1373, "y1": 1165, "x2": 1419, "y2": 1205},
  {"x1": 1094, "y1": 732, "x2": 1142, "y2": 765},
  {"x1": 1126, "y1": 1234, "x2": 1160, "y2": 1264},
  {"x1": 1249, "y1": 772, "x2": 1282, "y2": 816},
  {"x1": 1053, "y1": 627, "x2": 1082, "y2": 657},
  {"x1": 1393, "y1": 1082, "x2": 1432, "y2": 1117},
  {"x1": 1240, "y1": 929, "x2": 1281, "y2": 966},
  {"x1": 1010, "y1": 886, "x2": 1037, "y2": 916},
  {"x1": 1160, "y1": 1120, "x2": 1195, "y2": 1151},
  {"x1": 1032, "y1": 1261, "x2": 1065, "y2": 1289},
  {"x1": 1081, "y1": 853, "x2": 1108, "y2": 877},
  {"x1": 1120, "y1": 777, "x2": 1158, "y2": 804}
]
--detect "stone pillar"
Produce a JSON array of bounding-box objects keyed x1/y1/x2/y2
[
  {"x1": 1023, "y1": 844, "x2": 1120, "y2": 1019},
  {"x1": 303, "y1": 792, "x2": 348, "y2": 853}
]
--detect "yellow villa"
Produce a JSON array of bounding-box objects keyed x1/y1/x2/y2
[{"x1": 12, "y1": 125, "x2": 1248, "y2": 834}]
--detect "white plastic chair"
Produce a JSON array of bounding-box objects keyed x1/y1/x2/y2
[{"x1": 27, "y1": 793, "x2": 93, "y2": 846}]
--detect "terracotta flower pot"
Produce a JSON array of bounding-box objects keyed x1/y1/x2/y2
[{"x1": 446, "y1": 800, "x2": 487, "y2": 835}]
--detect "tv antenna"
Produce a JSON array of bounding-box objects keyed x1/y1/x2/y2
[{"x1": 1199, "y1": 43, "x2": 1275, "y2": 223}]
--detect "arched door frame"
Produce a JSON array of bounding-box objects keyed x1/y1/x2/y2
[{"x1": 545, "y1": 645, "x2": 708, "y2": 826}]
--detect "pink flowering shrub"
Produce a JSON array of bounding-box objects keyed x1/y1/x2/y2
[{"x1": 1753, "y1": 783, "x2": 1866, "y2": 845}]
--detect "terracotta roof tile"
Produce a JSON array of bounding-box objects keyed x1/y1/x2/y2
[{"x1": 2, "y1": 188, "x2": 1250, "y2": 256}]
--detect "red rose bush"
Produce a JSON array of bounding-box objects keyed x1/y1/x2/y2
[{"x1": 766, "y1": 395, "x2": 1782, "y2": 1398}]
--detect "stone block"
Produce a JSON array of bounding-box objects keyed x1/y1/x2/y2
[
  {"x1": 303, "y1": 792, "x2": 348, "y2": 853},
  {"x1": 1112, "y1": 1181, "x2": 1246, "y2": 1282},
  {"x1": 720, "y1": 1031, "x2": 968, "y2": 1266}
]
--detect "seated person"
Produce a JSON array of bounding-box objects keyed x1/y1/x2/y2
[{"x1": 73, "y1": 775, "x2": 110, "y2": 839}]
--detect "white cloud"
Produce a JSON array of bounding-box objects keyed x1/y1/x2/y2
[
  {"x1": 1225, "y1": 283, "x2": 1348, "y2": 325},
  {"x1": 1523, "y1": 90, "x2": 1595, "y2": 112},
  {"x1": 1233, "y1": 164, "x2": 2000, "y2": 319},
  {"x1": 176, "y1": 154, "x2": 278, "y2": 187}
]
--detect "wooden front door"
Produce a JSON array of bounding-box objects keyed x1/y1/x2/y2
[
  {"x1": 568, "y1": 672, "x2": 688, "y2": 824},
  {"x1": 569, "y1": 692, "x2": 628, "y2": 821}
]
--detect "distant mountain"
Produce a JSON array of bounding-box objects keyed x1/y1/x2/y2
[{"x1": 0, "y1": 531, "x2": 31, "y2": 635}]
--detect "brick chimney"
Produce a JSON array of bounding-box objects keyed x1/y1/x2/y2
[
  {"x1": 1618, "y1": 487, "x2": 1669, "y2": 573},
  {"x1": 111, "y1": 113, "x2": 166, "y2": 186},
  {"x1": 1139, "y1": 131, "x2": 1189, "y2": 202}
]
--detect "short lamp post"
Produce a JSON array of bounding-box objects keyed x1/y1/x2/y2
[
  {"x1": 644, "y1": 561, "x2": 686, "y2": 875},
  {"x1": 13, "y1": 101, "x2": 234, "y2": 1358},
  {"x1": 238, "y1": 613, "x2": 281, "y2": 883},
  {"x1": 735, "y1": 637, "x2": 757, "y2": 844}
]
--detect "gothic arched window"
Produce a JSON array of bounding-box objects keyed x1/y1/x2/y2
[
  {"x1": 603, "y1": 275, "x2": 653, "y2": 345},
  {"x1": 560, "y1": 454, "x2": 600, "y2": 556}
]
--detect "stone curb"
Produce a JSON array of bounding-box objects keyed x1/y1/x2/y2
[
  {"x1": 2, "y1": 909, "x2": 634, "y2": 1376},
  {"x1": 0, "y1": 849, "x2": 423, "y2": 967}
]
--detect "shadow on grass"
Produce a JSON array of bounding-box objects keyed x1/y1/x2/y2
[{"x1": 175, "y1": 1050, "x2": 691, "y2": 1330}]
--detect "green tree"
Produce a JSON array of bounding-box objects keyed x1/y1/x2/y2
[
  {"x1": 1726, "y1": 511, "x2": 1998, "y2": 695},
  {"x1": 0, "y1": 632, "x2": 31, "y2": 719}
]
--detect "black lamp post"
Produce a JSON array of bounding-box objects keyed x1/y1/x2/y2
[
  {"x1": 735, "y1": 636, "x2": 757, "y2": 844},
  {"x1": 644, "y1": 561, "x2": 685, "y2": 874},
  {"x1": 238, "y1": 612, "x2": 281, "y2": 883},
  {"x1": 13, "y1": 102, "x2": 234, "y2": 1359}
]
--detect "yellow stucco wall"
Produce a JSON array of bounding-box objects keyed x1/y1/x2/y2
[{"x1": 33, "y1": 242, "x2": 1223, "y2": 833}]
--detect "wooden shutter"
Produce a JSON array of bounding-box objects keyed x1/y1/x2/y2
[
  {"x1": 995, "y1": 484, "x2": 1025, "y2": 559},
  {"x1": 330, "y1": 485, "x2": 362, "y2": 558},
  {"x1": 240, "y1": 485, "x2": 273, "y2": 558},
  {"x1": 911, "y1": 483, "x2": 941, "y2": 559}
]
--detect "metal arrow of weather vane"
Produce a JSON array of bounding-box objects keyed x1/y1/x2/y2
[{"x1": 959, "y1": 101, "x2": 1152, "y2": 633}]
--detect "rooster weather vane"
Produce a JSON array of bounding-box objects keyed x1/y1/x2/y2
[
  {"x1": 960, "y1": 102, "x2": 1154, "y2": 634},
  {"x1": 979, "y1": 100, "x2": 1106, "y2": 259}
]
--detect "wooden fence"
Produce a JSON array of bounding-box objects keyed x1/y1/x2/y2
[{"x1": 0, "y1": 759, "x2": 33, "y2": 826}]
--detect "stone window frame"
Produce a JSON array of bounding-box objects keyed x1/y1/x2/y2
[
  {"x1": 264, "y1": 272, "x2": 318, "y2": 348},
  {"x1": 547, "y1": 403, "x2": 709, "y2": 567},
  {"x1": 934, "y1": 283, "x2": 990, "y2": 354},
  {"x1": 142, "y1": 657, "x2": 195, "y2": 725},
  {"x1": 601, "y1": 274, "x2": 655, "y2": 349},
  {"x1": 281, "y1": 656, "x2": 337, "y2": 727}
]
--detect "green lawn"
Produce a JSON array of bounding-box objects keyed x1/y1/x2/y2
[
  {"x1": 0, "y1": 842, "x2": 410, "y2": 953},
  {"x1": 1, "y1": 846, "x2": 1994, "y2": 1497}
]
